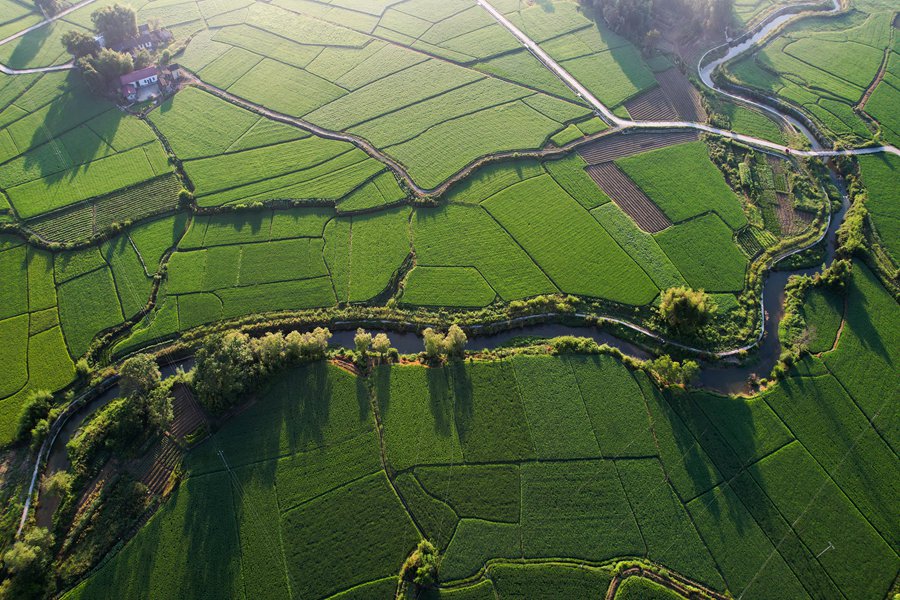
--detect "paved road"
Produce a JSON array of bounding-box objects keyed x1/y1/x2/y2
[
  {"x1": 476, "y1": 0, "x2": 899, "y2": 159},
  {"x1": 0, "y1": 0, "x2": 98, "y2": 73}
]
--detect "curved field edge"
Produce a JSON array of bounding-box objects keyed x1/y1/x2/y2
[{"x1": 61, "y1": 261, "x2": 899, "y2": 599}]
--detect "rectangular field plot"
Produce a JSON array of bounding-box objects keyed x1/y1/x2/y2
[
  {"x1": 511, "y1": 355, "x2": 600, "y2": 459},
  {"x1": 57, "y1": 266, "x2": 124, "y2": 358},
  {"x1": 586, "y1": 163, "x2": 671, "y2": 232},
  {"x1": 482, "y1": 174, "x2": 658, "y2": 304},
  {"x1": 401, "y1": 266, "x2": 496, "y2": 307},
  {"x1": 655, "y1": 213, "x2": 748, "y2": 292},
  {"x1": 616, "y1": 141, "x2": 748, "y2": 229},
  {"x1": 521, "y1": 460, "x2": 644, "y2": 561},
  {"x1": 450, "y1": 360, "x2": 536, "y2": 463},
  {"x1": 281, "y1": 471, "x2": 419, "y2": 599},
  {"x1": 376, "y1": 365, "x2": 464, "y2": 470}
]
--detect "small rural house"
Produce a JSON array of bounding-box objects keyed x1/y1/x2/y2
[
  {"x1": 119, "y1": 66, "x2": 159, "y2": 101},
  {"x1": 98, "y1": 23, "x2": 173, "y2": 55}
]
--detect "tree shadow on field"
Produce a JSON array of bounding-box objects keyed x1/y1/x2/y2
[
  {"x1": 6, "y1": 22, "x2": 51, "y2": 71},
  {"x1": 282, "y1": 360, "x2": 332, "y2": 454},
  {"x1": 20, "y1": 73, "x2": 112, "y2": 204},
  {"x1": 426, "y1": 365, "x2": 453, "y2": 438},
  {"x1": 448, "y1": 360, "x2": 473, "y2": 443},
  {"x1": 374, "y1": 363, "x2": 391, "y2": 417}
]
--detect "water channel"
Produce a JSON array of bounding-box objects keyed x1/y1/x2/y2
[{"x1": 31, "y1": 0, "x2": 853, "y2": 529}]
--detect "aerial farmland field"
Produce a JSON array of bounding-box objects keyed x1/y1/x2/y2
[{"x1": 0, "y1": 0, "x2": 897, "y2": 598}]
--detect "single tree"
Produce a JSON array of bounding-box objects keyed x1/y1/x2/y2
[
  {"x1": 400, "y1": 539, "x2": 439, "y2": 587},
  {"x1": 119, "y1": 354, "x2": 160, "y2": 398},
  {"x1": 354, "y1": 328, "x2": 372, "y2": 356},
  {"x1": 0, "y1": 527, "x2": 53, "y2": 599},
  {"x1": 91, "y1": 4, "x2": 138, "y2": 45},
  {"x1": 422, "y1": 328, "x2": 445, "y2": 361},
  {"x1": 61, "y1": 31, "x2": 100, "y2": 58},
  {"x1": 648, "y1": 355, "x2": 699, "y2": 386},
  {"x1": 444, "y1": 324, "x2": 467, "y2": 358},
  {"x1": 658, "y1": 287, "x2": 716, "y2": 333},
  {"x1": 35, "y1": 0, "x2": 62, "y2": 16},
  {"x1": 372, "y1": 333, "x2": 392, "y2": 363}
]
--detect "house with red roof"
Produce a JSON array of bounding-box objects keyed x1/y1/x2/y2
[{"x1": 119, "y1": 66, "x2": 159, "y2": 101}]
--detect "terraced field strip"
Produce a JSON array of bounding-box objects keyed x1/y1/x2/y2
[
  {"x1": 577, "y1": 131, "x2": 699, "y2": 165},
  {"x1": 655, "y1": 68, "x2": 707, "y2": 122},
  {"x1": 623, "y1": 87, "x2": 679, "y2": 121},
  {"x1": 585, "y1": 163, "x2": 671, "y2": 233}
]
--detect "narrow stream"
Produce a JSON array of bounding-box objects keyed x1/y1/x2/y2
[{"x1": 34, "y1": 0, "x2": 852, "y2": 527}]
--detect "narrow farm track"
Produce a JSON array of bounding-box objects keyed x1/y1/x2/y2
[{"x1": 476, "y1": 0, "x2": 900, "y2": 159}]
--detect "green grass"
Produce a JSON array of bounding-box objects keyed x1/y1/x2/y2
[
  {"x1": 615, "y1": 577, "x2": 683, "y2": 599},
  {"x1": 228, "y1": 58, "x2": 347, "y2": 118},
  {"x1": 102, "y1": 235, "x2": 153, "y2": 317},
  {"x1": 415, "y1": 464, "x2": 520, "y2": 523},
  {"x1": 822, "y1": 262, "x2": 899, "y2": 453},
  {"x1": 617, "y1": 460, "x2": 724, "y2": 589},
  {"x1": 6, "y1": 144, "x2": 171, "y2": 219},
  {"x1": 655, "y1": 213, "x2": 748, "y2": 292},
  {"x1": 721, "y1": 102, "x2": 786, "y2": 144},
  {"x1": 567, "y1": 355, "x2": 657, "y2": 457},
  {"x1": 442, "y1": 519, "x2": 521, "y2": 581},
  {"x1": 0, "y1": 246, "x2": 27, "y2": 320},
  {"x1": 591, "y1": 202, "x2": 687, "y2": 290},
  {"x1": 349, "y1": 78, "x2": 531, "y2": 148},
  {"x1": 57, "y1": 267, "x2": 124, "y2": 357},
  {"x1": 26, "y1": 247, "x2": 55, "y2": 312},
  {"x1": 799, "y1": 286, "x2": 842, "y2": 353},
  {"x1": 858, "y1": 153, "x2": 900, "y2": 261},
  {"x1": 687, "y1": 483, "x2": 809, "y2": 600},
  {"x1": 129, "y1": 213, "x2": 189, "y2": 274},
  {"x1": 394, "y1": 472, "x2": 458, "y2": 550},
  {"x1": 483, "y1": 175, "x2": 658, "y2": 304},
  {"x1": 401, "y1": 266, "x2": 496, "y2": 307},
  {"x1": 385, "y1": 101, "x2": 566, "y2": 189},
  {"x1": 511, "y1": 355, "x2": 599, "y2": 459},
  {"x1": 217, "y1": 277, "x2": 336, "y2": 318},
  {"x1": 0, "y1": 315, "x2": 28, "y2": 398},
  {"x1": 282, "y1": 471, "x2": 420, "y2": 599},
  {"x1": 521, "y1": 459, "x2": 644, "y2": 561},
  {"x1": 746, "y1": 442, "x2": 898, "y2": 599},
  {"x1": 763, "y1": 375, "x2": 899, "y2": 550},
  {"x1": 489, "y1": 563, "x2": 613, "y2": 598},
  {"x1": 326, "y1": 207, "x2": 411, "y2": 303},
  {"x1": 149, "y1": 87, "x2": 259, "y2": 160},
  {"x1": 376, "y1": 364, "x2": 464, "y2": 470},
  {"x1": 543, "y1": 153, "x2": 611, "y2": 210},
  {"x1": 451, "y1": 360, "x2": 536, "y2": 463},
  {"x1": 617, "y1": 142, "x2": 748, "y2": 229}
]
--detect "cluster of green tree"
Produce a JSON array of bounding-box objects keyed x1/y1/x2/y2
[
  {"x1": 35, "y1": 0, "x2": 62, "y2": 16},
  {"x1": 66, "y1": 354, "x2": 173, "y2": 476},
  {"x1": 422, "y1": 325, "x2": 467, "y2": 362},
  {"x1": 61, "y1": 5, "x2": 149, "y2": 95},
  {"x1": 399, "y1": 540, "x2": 439, "y2": 590},
  {"x1": 191, "y1": 329, "x2": 332, "y2": 412},
  {"x1": 580, "y1": 0, "x2": 730, "y2": 48},
  {"x1": 658, "y1": 287, "x2": 717, "y2": 333},
  {"x1": 353, "y1": 329, "x2": 394, "y2": 367},
  {"x1": 0, "y1": 527, "x2": 54, "y2": 599}
]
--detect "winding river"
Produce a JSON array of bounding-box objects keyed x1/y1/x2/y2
[{"x1": 24, "y1": 0, "x2": 857, "y2": 533}]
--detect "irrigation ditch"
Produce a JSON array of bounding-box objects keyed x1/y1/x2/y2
[{"x1": 9, "y1": 0, "x2": 884, "y2": 559}]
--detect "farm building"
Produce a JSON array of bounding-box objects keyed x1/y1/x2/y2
[
  {"x1": 98, "y1": 23, "x2": 173, "y2": 54},
  {"x1": 119, "y1": 66, "x2": 159, "y2": 101}
]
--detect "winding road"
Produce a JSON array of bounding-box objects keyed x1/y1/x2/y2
[
  {"x1": 475, "y1": 0, "x2": 899, "y2": 158},
  {"x1": 0, "y1": 0, "x2": 99, "y2": 74}
]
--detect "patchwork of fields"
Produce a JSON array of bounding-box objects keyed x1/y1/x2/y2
[
  {"x1": 727, "y1": 7, "x2": 898, "y2": 145},
  {"x1": 65, "y1": 263, "x2": 899, "y2": 600}
]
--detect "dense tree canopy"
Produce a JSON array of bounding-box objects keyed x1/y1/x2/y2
[{"x1": 91, "y1": 4, "x2": 138, "y2": 45}]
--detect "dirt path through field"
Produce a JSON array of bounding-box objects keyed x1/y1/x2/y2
[{"x1": 0, "y1": 0, "x2": 98, "y2": 73}]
